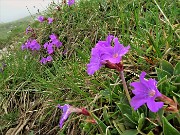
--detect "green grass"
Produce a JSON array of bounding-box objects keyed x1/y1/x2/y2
[
  {"x1": 0, "y1": 15, "x2": 38, "y2": 49},
  {"x1": 0, "y1": 0, "x2": 179, "y2": 134}
]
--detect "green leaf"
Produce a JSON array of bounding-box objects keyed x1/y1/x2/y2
[
  {"x1": 174, "y1": 62, "x2": 180, "y2": 84},
  {"x1": 174, "y1": 61, "x2": 180, "y2": 75},
  {"x1": 116, "y1": 103, "x2": 132, "y2": 115},
  {"x1": 147, "y1": 131, "x2": 155, "y2": 135},
  {"x1": 160, "y1": 60, "x2": 174, "y2": 75},
  {"x1": 156, "y1": 67, "x2": 171, "y2": 80},
  {"x1": 92, "y1": 113, "x2": 111, "y2": 135},
  {"x1": 138, "y1": 113, "x2": 145, "y2": 130},
  {"x1": 162, "y1": 116, "x2": 180, "y2": 135},
  {"x1": 121, "y1": 129, "x2": 138, "y2": 135}
]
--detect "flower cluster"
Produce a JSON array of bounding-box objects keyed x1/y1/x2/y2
[
  {"x1": 39, "y1": 34, "x2": 62, "y2": 64},
  {"x1": 44, "y1": 34, "x2": 62, "y2": 54},
  {"x1": 57, "y1": 104, "x2": 93, "y2": 128},
  {"x1": 130, "y1": 71, "x2": 164, "y2": 112},
  {"x1": 37, "y1": 16, "x2": 54, "y2": 24},
  {"x1": 87, "y1": 35, "x2": 130, "y2": 75},
  {"x1": 22, "y1": 28, "x2": 62, "y2": 65},
  {"x1": 21, "y1": 39, "x2": 41, "y2": 51}
]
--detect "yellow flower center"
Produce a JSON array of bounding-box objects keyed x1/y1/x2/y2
[
  {"x1": 148, "y1": 90, "x2": 156, "y2": 97},
  {"x1": 113, "y1": 53, "x2": 118, "y2": 58}
]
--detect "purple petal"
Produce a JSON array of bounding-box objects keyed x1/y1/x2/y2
[
  {"x1": 52, "y1": 39, "x2": 62, "y2": 48},
  {"x1": 40, "y1": 57, "x2": 47, "y2": 64},
  {"x1": 68, "y1": 0, "x2": 75, "y2": 6},
  {"x1": 47, "y1": 17, "x2": 53, "y2": 24},
  {"x1": 47, "y1": 44, "x2": 54, "y2": 54},
  {"x1": 130, "y1": 95, "x2": 147, "y2": 110},
  {"x1": 130, "y1": 82, "x2": 147, "y2": 95},
  {"x1": 46, "y1": 56, "x2": 53, "y2": 62},
  {"x1": 37, "y1": 16, "x2": 45, "y2": 22},
  {"x1": 147, "y1": 99, "x2": 164, "y2": 112},
  {"x1": 44, "y1": 42, "x2": 49, "y2": 49},
  {"x1": 58, "y1": 104, "x2": 71, "y2": 128},
  {"x1": 50, "y1": 33, "x2": 57, "y2": 40},
  {"x1": 87, "y1": 62, "x2": 102, "y2": 75}
]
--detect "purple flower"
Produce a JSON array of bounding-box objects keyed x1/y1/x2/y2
[
  {"x1": 49, "y1": 33, "x2": 62, "y2": 48},
  {"x1": 21, "y1": 39, "x2": 31, "y2": 50},
  {"x1": 40, "y1": 56, "x2": 53, "y2": 64},
  {"x1": 87, "y1": 48, "x2": 103, "y2": 75},
  {"x1": 21, "y1": 39, "x2": 41, "y2": 51},
  {"x1": 58, "y1": 104, "x2": 71, "y2": 128},
  {"x1": 26, "y1": 26, "x2": 33, "y2": 34},
  {"x1": 57, "y1": 104, "x2": 90, "y2": 128},
  {"x1": 130, "y1": 71, "x2": 164, "y2": 112},
  {"x1": 40, "y1": 57, "x2": 47, "y2": 64},
  {"x1": 87, "y1": 35, "x2": 130, "y2": 75},
  {"x1": 101, "y1": 38, "x2": 130, "y2": 63},
  {"x1": 47, "y1": 17, "x2": 53, "y2": 24},
  {"x1": 30, "y1": 39, "x2": 41, "y2": 51},
  {"x1": 47, "y1": 43, "x2": 54, "y2": 54},
  {"x1": 37, "y1": 16, "x2": 45, "y2": 22},
  {"x1": 96, "y1": 35, "x2": 114, "y2": 48},
  {"x1": 46, "y1": 56, "x2": 53, "y2": 62},
  {"x1": 49, "y1": 33, "x2": 57, "y2": 40},
  {"x1": 68, "y1": 0, "x2": 75, "y2": 6}
]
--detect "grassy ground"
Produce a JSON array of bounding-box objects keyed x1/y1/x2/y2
[
  {"x1": 0, "y1": 15, "x2": 37, "y2": 49},
  {"x1": 0, "y1": 0, "x2": 179, "y2": 135}
]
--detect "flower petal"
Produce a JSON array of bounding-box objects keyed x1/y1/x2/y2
[
  {"x1": 147, "y1": 99, "x2": 164, "y2": 112},
  {"x1": 130, "y1": 82, "x2": 147, "y2": 95},
  {"x1": 130, "y1": 96, "x2": 147, "y2": 110}
]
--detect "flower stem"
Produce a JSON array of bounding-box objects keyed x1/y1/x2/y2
[{"x1": 119, "y1": 70, "x2": 131, "y2": 103}]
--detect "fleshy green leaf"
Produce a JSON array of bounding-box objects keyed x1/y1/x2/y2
[
  {"x1": 174, "y1": 62, "x2": 180, "y2": 84},
  {"x1": 147, "y1": 131, "x2": 155, "y2": 135},
  {"x1": 121, "y1": 129, "x2": 138, "y2": 135},
  {"x1": 156, "y1": 67, "x2": 171, "y2": 80},
  {"x1": 92, "y1": 113, "x2": 111, "y2": 135},
  {"x1": 174, "y1": 61, "x2": 180, "y2": 75},
  {"x1": 162, "y1": 116, "x2": 180, "y2": 135},
  {"x1": 137, "y1": 113, "x2": 145, "y2": 130},
  {"x1": 160, "y1": 60, "x2": 174, "y2": 75}
]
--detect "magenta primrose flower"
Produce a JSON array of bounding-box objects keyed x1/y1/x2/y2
[
  {"x1": 44, "y1": 34, "x2": 62, "y2": 54},
  {"x1": 47, "y1": 17, "x2": 53, "y2": 24},
  {"x1": 57, "y1": 104, "x2": 90, "y2": 128},
  {"x1": 37, "y1": 16, "x2": 45, "y2": 22},
  {"x1": 21, "y1": 39, "x2": 41, "y2": 51},
  {"x1": 68, "y1": 0, "x2": 75, "y2": 6},
  {"x1": 26, "y1": 26, "x2": 33, "y2": 34},
  {"x1": 87, "y1": 35, "x2": 130, "y2": 75},
  {"x1": 130, "y1": 71, "x2": 164, "y2": 112},
  {"x1": 40, "y1": 56, "x2": 53, "y2": 64}
]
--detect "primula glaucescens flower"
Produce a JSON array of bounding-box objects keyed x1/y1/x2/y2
[
  {"x1": 21, "y1": 39, "x2": 41, "y2": 51},
  {"x1": 26, "y1": 26, "x2": 33, "y2": 34},
  {"x1": 37, "y1": 16, "x2": 45, "y2": 22},
  {"x1": 68, "y1": 0, "x2": 75, "y2": 6},
  {"x1": 40, "y1": 56, "x2": 53, "y2": 64},
  {"x1": 44, "y1": 42, "x2": 54, "y2": 54},
  {"x1": 47, "y1": 17, "x2": 53, "y2": 24},
  {"x1": 57, "y1": 104, "x2": 90, "y2": 128},
  {"x1": 44, "y1": 34, "x2": 62, "y2": 54},
  {"x1": 49, "y1": 34, "x2": 62, "y2": 48},
  {"x1": 87, "y1": 35, "x2": 130, "y2": 75},
  {"x1": 130, "y1": 71, "x2": 164, "y2": 112},
  {"x1": 101, "y1": 38, "x2": 130, "y2": 63},
  {"x1": 87, "y1": 48, "x2": 103, "y2": 75}
]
